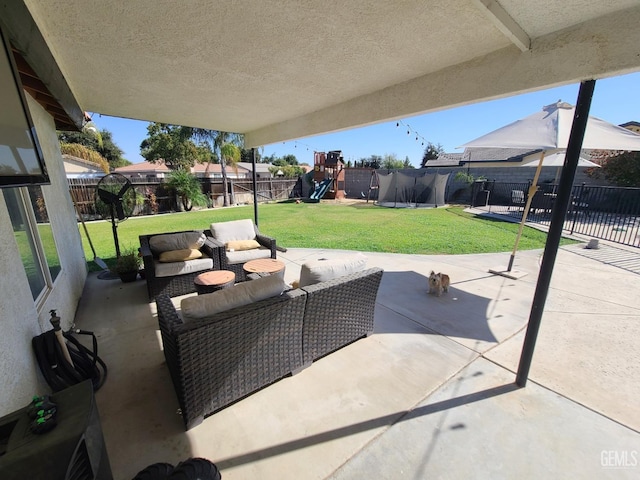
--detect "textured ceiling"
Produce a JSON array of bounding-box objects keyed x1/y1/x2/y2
[{"x1": 22, "y1": 0, "x2": 640, "y2": 146}]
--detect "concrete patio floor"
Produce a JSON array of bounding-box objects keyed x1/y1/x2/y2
[{"x1": 74, "y1": 241, "x2": 640, "y2": 479}]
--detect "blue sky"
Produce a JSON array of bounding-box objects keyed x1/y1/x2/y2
[{"x1": 90, "y1": 72, "x2": 640, "y2": 167}]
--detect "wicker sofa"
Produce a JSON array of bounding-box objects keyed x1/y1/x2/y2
[
  {"x1": 155, "y1": 266, "x2": 383, "y2": 430},
  {"x1": 140, "y1": 230, "x2": 220, "y2": 299}
]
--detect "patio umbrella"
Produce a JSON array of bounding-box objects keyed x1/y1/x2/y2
[
  {"x1": 459, "y1": 101, "x2": 640, "y2": 151},
  {"x1": 459, "y1": 83, "x2": 640, "y2": 388},
  {"x1": 519, "y1": 152, "x2": 600, "y2": 168},
  {"x1": 520, "y1": 152, "x2": 601, "y2": 185},
  {"x1": 459, "y1": 100, "x2": 640, "y2": 273}
]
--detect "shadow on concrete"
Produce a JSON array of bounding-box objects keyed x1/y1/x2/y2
[
  {"x1": 214, "y1": 382, "x2": 519, "y2": 470},
  {"x1": 375, "y1": 271, "x2": 498, "y2": 343}
]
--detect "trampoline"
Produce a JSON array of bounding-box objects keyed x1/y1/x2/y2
[{"x1": 375, "y1": 171, "x2": 449, "y2": 208}]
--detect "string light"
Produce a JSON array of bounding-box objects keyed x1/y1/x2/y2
[
  {"x1": 280, "y1": 140, "x2": 319, "y2": 153},
  {"x1": 395, "y1": 119, "x2": 429, "y2": 149}
]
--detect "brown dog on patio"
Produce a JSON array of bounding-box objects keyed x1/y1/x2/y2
[{"x1": 428, "y1": 271, "x2": 450, "y2": 297}]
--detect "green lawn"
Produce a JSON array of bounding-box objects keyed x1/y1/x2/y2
[{"x1": 78, "y1": 202, "x2": 575, "y2": 271}]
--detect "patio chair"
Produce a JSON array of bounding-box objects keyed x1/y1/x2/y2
[
  {"x1": 139, "y1": 230, "x2": 219, "y2": 299},
  {"x1": 206, "y1": 219, "x2": 277, "y2": 281},
  {"x1": 511, "y1": 190, "x2": 525, "y2": 211}
]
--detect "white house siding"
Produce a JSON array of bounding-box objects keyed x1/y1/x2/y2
[{"x1": 0, "y1": 95, "x2": 88, "y2": 416}]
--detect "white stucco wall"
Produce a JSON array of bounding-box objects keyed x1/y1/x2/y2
[{"x1": 0, "y1": 95, "x2": 88, "y2": 416}]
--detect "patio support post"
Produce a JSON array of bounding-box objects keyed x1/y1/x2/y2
[
  {"x1": 516, "y1": 79, "x2": 596, "y2": 387},
  {"x1": 252, "y1": 147, "x2": 259, "y2": 227}
]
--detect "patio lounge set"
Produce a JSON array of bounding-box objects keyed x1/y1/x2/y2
[
  {"x1": 140, "y1": 219, "x2": 278, "y2": 299},
  {"x1": 139, "y1": 219, "x2": 384, "y2": 429}
]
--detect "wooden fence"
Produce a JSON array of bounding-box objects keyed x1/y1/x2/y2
[{"x1": 68, "y1": 177, "x2": 298, "y2": 220}]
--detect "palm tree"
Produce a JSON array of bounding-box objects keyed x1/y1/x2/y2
[
  {"x1": 188, "y1": 129, "x2": 244, "y2": 206},
  {"x1": 165, "y1": 168, "x2": 208, "y2": 211}
]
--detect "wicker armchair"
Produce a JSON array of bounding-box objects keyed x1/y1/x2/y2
[
  {"x1": 300, "y1": 267, "x2": 383, "y2": 365},
  {"x1": 139, "y1": 231, "x2": 220, "y2": 299},
  {"x1": 206, "y1": 219, "x2": 277, "y2": 281},
  {"x1": 155, "y1": 289, "x2": 307, "y2": 430}
]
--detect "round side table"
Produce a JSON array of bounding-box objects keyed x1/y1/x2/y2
[
  {"x1": 194, "y1": 270, "x2": 235, "y2": 294},
  {"x1": 243, "y1": 258, "x2": 285, "y2": 280}
]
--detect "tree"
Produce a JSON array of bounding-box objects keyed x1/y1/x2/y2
[
  {"x1": 240, "y1": 148, "x2": 263, "y2": 163},
  {"x1": 420, "y1": 142, "x2": 444, "y2": 168},
  {"x1": 268, "y1": 164, "x2": 305, "y2": 178},
  {"x1": 262, "y1": 153, "x2": 299, "y2": 167},
  {"x1": 281, "y1": 154, "x2": 298, "y2": 165},
  {"x1": 165, "y1": 168, "x2": 208, "y2": 211},
  {"x1": 403, "y1": 156, "x2": 413, "y2": 168},
  {"x1": 381, "y1": 153, "x2": 404, "y2": 170},
  {"x1": 140, "y1": 123, "x2": 200, "y2": 170},
  {"x1": 187, "y1": 129, "x2": 244, "y2": 207},
  {"x1": 58, "y1": 127, "x2": 129, "y2": 168},
  {"x1": 590, "y1": 150, "x2": 640, "y2": 187},
  {"x1": 59, "y1": 143, "x2": 110, "y2": 173},
  {"x1": 359, "y1": 155, "x2": 382, "y2": 169}
]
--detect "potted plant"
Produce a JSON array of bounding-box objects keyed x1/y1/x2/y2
[{"x1": 114, "y1": 247, "x2": 140, "y2": 283}]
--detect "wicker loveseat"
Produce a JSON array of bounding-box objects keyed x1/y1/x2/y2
[
  {"x1": 140, "y1": 230, "x2": 220, "y2": 299},
  {"x1": 155, "y1": 265, "x2": 383, "y2": 430}
]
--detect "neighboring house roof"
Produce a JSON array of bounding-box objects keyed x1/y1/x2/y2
[
  {"x1": 426, "y1": 153, "x2": 465, "y2": 167},
  {"x1": 462, "y1": 147, "x2": 542, "y2": 163},
  {"x1": 192, "y1": 163, "x2": 249, "y2": 177},
  {"x1": 237, "y1": 162, "x2": 272, "y2": 174},
  {"x1": 431, "y1": 147, "x2": 599, "y2": 166},
  {"x1": 62, "y1": 154, "x2": 106, "y2": 178},
  {"x1": 621, "y1": 121, "x2": 640, "y2": 135},
  {"x1": 115, "y1": 161, "x2": 170, "y2": 174},
  {"x1": 62, "y1": 154, "x2": 105, "y2": 172},
  {"x1": 113, "y1": 161, "x2": 267, "y2": 177}
]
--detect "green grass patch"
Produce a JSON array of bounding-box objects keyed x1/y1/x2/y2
[{"x1": 78, "y1": 203, "x2": 576, "y2": 271}]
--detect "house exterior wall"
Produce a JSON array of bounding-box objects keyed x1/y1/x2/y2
[{"x1": 0, "y1": 95, "x2": 88, "y2": 416}]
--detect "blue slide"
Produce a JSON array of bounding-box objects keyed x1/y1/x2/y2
[{"x1": 310, "y1": 178, "x2": 332, "y2": 200}]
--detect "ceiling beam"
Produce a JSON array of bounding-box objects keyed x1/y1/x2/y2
[{"x1": 472, "y1": 0, "x2": 530, "y2": 52}]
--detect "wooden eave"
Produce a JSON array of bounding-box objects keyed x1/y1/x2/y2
[{"x1": 11, "y1": 46, "x2": 78, "y2": 131}]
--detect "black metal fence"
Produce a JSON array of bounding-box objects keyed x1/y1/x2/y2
[{"x1": 471, "y1": 181, "x2": 640, "y2": 248}]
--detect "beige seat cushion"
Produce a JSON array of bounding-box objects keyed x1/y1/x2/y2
[
  {"x1": 181, "y1": 274, "x2": 285, "y2": 321},
  {"x1": 153, "y1": 257, "x2": 213, "y2": 278},
  {"x1": 149, "y1": 231, "x2": 206, "y2": 254},
  {"x1": 298, "y1": 253, "x2": 368, "y2": 287},
  {"x1": 226, "y1": 247, "x2": 272, "y2": 264},
  {"x1": 210, "y1": 219, "x2": 256, "y2": 244}
]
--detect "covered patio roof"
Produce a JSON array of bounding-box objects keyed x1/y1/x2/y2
[{"x1": 7, "y1": 0, "x2": 640, "y2": 144}]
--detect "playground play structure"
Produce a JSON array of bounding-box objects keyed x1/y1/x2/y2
[
  {"x1": 369, "y1": 171, "x2": 450, "y2": 208},
  {"x1": 309, "y1": 151, "x2": 346, "y2": 200}
]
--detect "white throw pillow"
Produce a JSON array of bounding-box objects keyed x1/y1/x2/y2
[
  {"x1": 210, "y1": 219, "x2": 256, "y2": 244},
  {"x1": 298, "y1": 253, "x2": 368, "y2": 287},
  {"x1": 181, "y1": 274, "x2": 285, "y2": 321},
  {"x1": 149, "y1": 231, "x2": 206, "y2": 254}
]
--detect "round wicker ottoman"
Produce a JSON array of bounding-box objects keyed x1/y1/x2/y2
[{"x1": 194, "y1": 270, "x2": 235, "y2": 295}]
